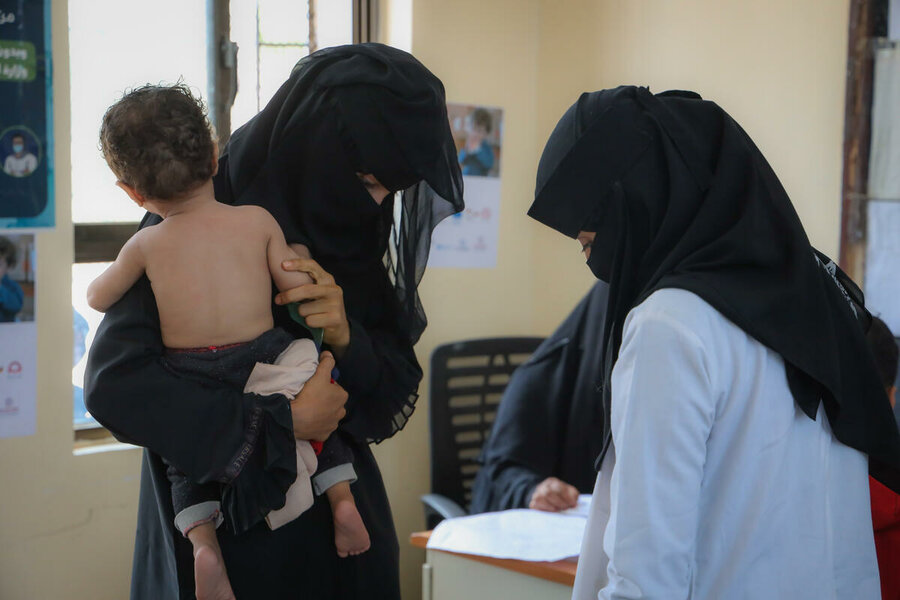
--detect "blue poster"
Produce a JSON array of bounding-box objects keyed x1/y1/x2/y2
[{"x1": 0, "y1": 0, "x2": 53, "y2": 229}]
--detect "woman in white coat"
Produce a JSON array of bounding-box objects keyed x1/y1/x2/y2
[{"x1": 528, "y1": 86, "x2": 900, "y2": 599}]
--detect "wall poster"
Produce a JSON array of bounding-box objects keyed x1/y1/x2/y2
[
  {"x1": 0, "y1": 0, "x2": 54, "y2": 230},
  {"x1": 430, "y1": 103, "x2": 503, "y2": 269}
]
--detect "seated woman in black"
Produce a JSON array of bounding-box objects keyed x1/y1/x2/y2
[
  {"x1": 84, "y1": 43, "x2": 463, "y2": 600},
  {"x1": 471, "y1": 281, "x2": 608, "y2": 513}
]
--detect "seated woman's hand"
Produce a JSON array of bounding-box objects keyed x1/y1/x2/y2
[
  {"x1": 276, "y1": 258, "x2": 351, "y2": 356},
  {"x1": 290, "y1": 352, "x2": 348, "y2": 441},
  {"x1": 529, "y1": 477, "x2": 579, "y2": 512}
]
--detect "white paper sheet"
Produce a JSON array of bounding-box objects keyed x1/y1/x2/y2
[
  {"x1": 0, "y1": 321, "x2": 37, "y2": 439},
  {"x1": 429, "y1": 176, "x2": 501, "y2": 269},
  {"x1": 866, "y1": 46, "x2": 900, "y2": 335},
  {"x1": 0, "y1": 233, "x2": 36, "y2": 439},
  {"x1": 890, "y1": 0, "x2": 900, "y2": 41},
  {"x1": 559, "y1": 494, "x2": 593, "y2": 518},
  {"x1": 426, "y1": 506, "x2": 588, "y2": 562},
  {"x1": 865, "y1": 201, "x2": 900, "y2": 334},
  {"x1": 869, "y1": 46, "x2": 900, "y2": 202}
]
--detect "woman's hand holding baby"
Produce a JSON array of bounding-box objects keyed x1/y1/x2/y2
[
  {"x1": 291, "y1": 352, "x2": 348, "y2": 441},
  {"x1": 276, "y1": 258, "x2": 351, "y2": 356}
]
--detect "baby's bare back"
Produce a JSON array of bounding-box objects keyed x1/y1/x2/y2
[{"x1": 143, "y1": 204, "x2": 279, "y2": 349}]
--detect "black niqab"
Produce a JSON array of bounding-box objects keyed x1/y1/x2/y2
[
  {"x1": 528, "y1": 86, "x2": 900, "y2": 491},
  {"x1": 215, "y1": 43, "x2": 464, "y2": 347}
]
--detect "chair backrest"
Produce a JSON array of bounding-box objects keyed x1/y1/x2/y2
[{"x1": 429, "y1": 337, "x2": 545, "y2": 511}]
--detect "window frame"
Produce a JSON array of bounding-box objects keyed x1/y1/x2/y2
[{"x1": 839, "y1": 0, "x2": 889, "y2": 280}]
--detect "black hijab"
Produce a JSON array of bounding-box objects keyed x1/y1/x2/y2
[
  {"x1": 214, "y1": 43, "x2": 464, "y2": 345},
  {"x1": 528, "y1": 86, "x2": 900, "y2": 490}
]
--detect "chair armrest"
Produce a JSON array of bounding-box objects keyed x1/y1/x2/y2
[{"x1": 421, "y1": 493, "x2": 467, "y2": 528}]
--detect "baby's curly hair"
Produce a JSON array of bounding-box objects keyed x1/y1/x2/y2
[{"x1": 100, "y1": 83, "x2": 216, "y2": 200}]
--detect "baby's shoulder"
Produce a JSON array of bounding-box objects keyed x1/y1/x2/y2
[
  {"x1": 226, "y1": 204, "x2": 279, "y2": 230},
  {"x1": 129, "y1": 224, "x2": 159, "y2": 249},
  {"x1": 229, "y1": 203, "x2": 274, "y2": 219}
]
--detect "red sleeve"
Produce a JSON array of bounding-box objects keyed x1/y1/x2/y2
[{"x1": 870, "y1": 476, "x2": 900, "y2": 531}]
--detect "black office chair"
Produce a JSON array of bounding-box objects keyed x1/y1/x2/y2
[{"x1": 422, "y1": 337, "x2": 544, "y2": 529}]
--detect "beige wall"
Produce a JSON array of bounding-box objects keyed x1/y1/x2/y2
[
  {"x1": 0, "y1": 1, "x2": 852, "y2": 599},
  {"x1": 380, "y1": 1, "x2": 544, "y2": 597},
  {"x1": 531, "y1": 0, "x2": 851, "y2": 332}
]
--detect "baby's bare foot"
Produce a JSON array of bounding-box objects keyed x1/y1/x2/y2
[
  {"x1": 333, "y1": 497, "x2": 371, "y2": 558},
  {"x1": 194, "y1": 544, "x2": 236, "y2": 600}
]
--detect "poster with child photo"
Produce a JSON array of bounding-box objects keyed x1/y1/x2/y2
[{"x1": 430, "y1": 104, "x2": 503, "y2": 268}]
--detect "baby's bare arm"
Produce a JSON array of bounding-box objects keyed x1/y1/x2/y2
[
  {"x1": 87, "y1": 233, "x2": 147, "y2": 312},
  {"x1": 255, "y1": 208, "x2": 314, "y2": 293}
]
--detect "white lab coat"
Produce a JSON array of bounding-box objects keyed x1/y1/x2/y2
[{"x1": 573, "y1": 288, "x2": 880, "y2": 600}]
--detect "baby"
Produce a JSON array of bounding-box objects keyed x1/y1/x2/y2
[{"x1": 87, "y1": 84, "x2": 369, "y2": 600}]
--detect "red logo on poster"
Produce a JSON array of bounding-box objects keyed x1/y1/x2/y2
[{"x1": 8, "y1": 361, "x2": 22, "y2": 375}]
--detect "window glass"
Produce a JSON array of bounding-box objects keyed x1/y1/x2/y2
[
  {"x1": 68, "y1": 0, "x2": 209, "y2": 224},
  {"x1": 258, "y1": 0, "x2": 310, "y2": 44},
  {"x1": 230, "y1": 0, "x2": 353, "y2": 130},
  {"x1": 69, "y1": 0, "x2": 208, "y2": 428},
  {"x1": 258, "y1": 45, "x2": 310, "y2": 108},
  {"x1": 316, "y1": 0, "x2": 354, "y2": 49},
  {"x1": 71, "y1": 262, "x2": 109, "y2": 429}
]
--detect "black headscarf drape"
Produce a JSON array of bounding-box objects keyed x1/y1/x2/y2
[
  {"x1": 528, "y1": 86, "x2": 900, "y2": 491},
  {"x1": 214, "y1": 43, "x2": 464, "y2": 346}
]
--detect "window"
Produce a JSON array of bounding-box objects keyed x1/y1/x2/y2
[
  {"x1": 229, "y1": 0, "x2": 354, "y2": 132},
  {"x1": 70, "y1": 0, "x2": 209, "y2": 430},
  {"x1": 71, "y1": 0, "x2": 360, "y2": 434}
]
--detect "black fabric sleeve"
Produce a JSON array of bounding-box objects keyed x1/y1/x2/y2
[
  {"x1": 334, "y1": 317, "x2": 422, "y2": 444},
  {"x1": 83, "y1": 276, "x2": 297, "y2": 491},
  {"x1": 470, "y1": 460, "x2": 544, "y2": 512}
]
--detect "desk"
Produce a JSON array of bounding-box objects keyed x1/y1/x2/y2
[{"x1": 411, "y1": 531, "x2": 576, "y2": 600}]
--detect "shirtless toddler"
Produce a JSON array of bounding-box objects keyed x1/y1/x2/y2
[{"x1": 87, "y1": 84, "x2": 370, "y2": 600}]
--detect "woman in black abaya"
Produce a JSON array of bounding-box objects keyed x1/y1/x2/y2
[
  {"x1": 85, "y1": 44, "x2": 463, "y2": 599},
  {"x1": 470, "y1": 281, "x2": 609, "y2": 513}
]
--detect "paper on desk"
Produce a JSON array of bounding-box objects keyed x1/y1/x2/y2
[
  {"x1": 559, "y1": 494, "x2": 593, "y2": 518},
  {"x1": 427, "y1": 503, "x2": 590, "y2": 562}
]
